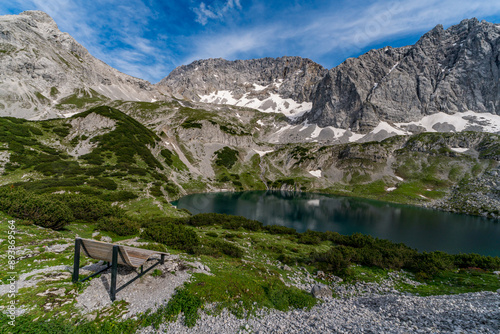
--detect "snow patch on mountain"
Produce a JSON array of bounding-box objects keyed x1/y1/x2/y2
[
  {"x1": 254, "y1": 149, "x2": 274, "y2": 157},
  {"x1": 270, "y1": 110, "x2": 500, "y2": 145},
  {"x1": 199, "y1": 90, "x2": 312, "y2": 118},
  {"x1": 395, "y1": 111, "x2": 500, "y2": 133},
  {"x1": 450, "y1": 147, "x2": 469, "y2": 153},
  {"x1": 309, "y1": 170, "x2": 322, "y2": 178}
]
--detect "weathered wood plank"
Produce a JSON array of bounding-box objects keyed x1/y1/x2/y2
[{"x1": 78, "y1": 238, "x2": 168, "y2": 268}]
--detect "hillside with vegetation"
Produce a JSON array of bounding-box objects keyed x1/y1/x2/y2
[{"x1": 0, "y1": 104, "x2": 499, "y2": 332}]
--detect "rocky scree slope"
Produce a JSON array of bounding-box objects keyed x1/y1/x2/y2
[
  {"x1": 0, "y1": 11, "x2": 160, "y2": 119},
  {"x1": 302, "y1": 18, "x2": 500, "y2": 132}
]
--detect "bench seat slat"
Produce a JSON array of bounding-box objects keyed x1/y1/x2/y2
[{"x1": 78, "y1": 238, "x2": 168, "y2": 268}]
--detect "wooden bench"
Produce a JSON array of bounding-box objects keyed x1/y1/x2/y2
[{"x1": 72, "y1": 238, "x2": 169, "y2": 301}]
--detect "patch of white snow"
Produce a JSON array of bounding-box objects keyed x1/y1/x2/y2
[
  {"x1": 388, "y1": 62, "x2": 399, "y2": 74},
  {"x1": 309, "y1": 170, "x2": 322, "y2": 178},
  {"x1": 254, "y1": 149, "x2": 274, "y2": 157},
  {"x1": 450, "y1": 147, "x2": 468, "y2": 153}
]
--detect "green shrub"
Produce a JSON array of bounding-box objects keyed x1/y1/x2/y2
[
  {"x1": 195, "y1": 239, "x2": 243, "y2": 258},
  {"x1": 150, "y1": 185, "x2": 163, "y2": 197},
  {"x1": 151, "y1": 269, "x2": 163, "y2": 277},
  {"x1": 34, "y1": 160, "x2": 84, "y2": 176},
  {"x1": 214, "y1": 147, "x2": 239, "y2": 169},
  {"x1": 80, "y1": 152, "x2": 104, "y2": 165},
  {"x1": 144, "y1": 289, "x2": 202, "y2": 328},
  {"x1": 278, "y1": 253, "x2": 302, "y2": 266},
  {"x1": 28, "y1": 126, "x2": 43, "y2": 135},
  {"x1": 97, "y1": 216, "x2": 140, "y2": 236},
  {"x1": 84, "y1": 166, "x2": 105, "y2": 176},
  {"x1": 221, "y1": 217, "x2": 262, "y2": 231},
  {"x1": 164, "y1": 181, "x2": 179, "y2": 196},
  {"x1": 99, "y1": 191, "x2": 138, "y2": 202},
  {"x1": 52, "y1": 127, "x2": 71, "y2": 137},
  {"x1": 312, "y1": 246, "x2": 353, "y2": 273},
  {"x1": 265, "y1": 283, "x2": 316, "y2": 311},
  {"x1": 307, "y1": 231, "x2": 497, "y2": 277},
  {"x1": 410, "y1": 251, "x2": 454, "y2": 276},
  {"x1": 139, "y1": 243, "x2": 168, "y2": 253},
  {"x1": 298, "y1": 230, "x2": 323, "y2": 245},
  {"x1": 87, "y1": 177, "x2": 118, "y2": 190},
  {"x1": 13, "y1": 177, "x2": 88, "y2": 193},
  {"x1": 55, "y1": 194, "x2": 122, "y2": 221},
  {"x1": 161, "y1": 149, "x2": 174, "y2": 165},
  {"x1": 74, "y1": 106, "x2": 164, "y2": 170},
  {"x1": 453, "y1": 253, "x2": 500, "y2": 270},
  {"x1": 188, "y1": 213, "x2": 262, "y2": 231},
  {"x1": 142, "y1": 222, "x2": 199, "y2": 253},
  {"x1": 180, "y1": 119, "x2": 203, "y2": 129},
  {"x1": 0, "y1": 187, "x2": 73, "y2": 230},
  {"x1": 264, "y1": 225, "x2": 297, "y2": 235}
]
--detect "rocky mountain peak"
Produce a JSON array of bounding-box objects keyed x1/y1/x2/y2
[
  {"x1": 20, "y1": 10, "x2": 57, "y2": 24},
  {"x1": 300, "y1": 17, "x2": 500, "y2": 132},
  {"x1": 159, "y1": 56, "x2": 327, "y2": 118},
  {"x1": 0, "y1": 11, "x2": 160, "y2": 119}
]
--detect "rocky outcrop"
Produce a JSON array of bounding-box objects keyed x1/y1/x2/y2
[
  {"x1": 302, "y1": 18, "x2": 500, "y2": 132},
  {"x1": 0, "y1": 11, "x2": 160, "y2": 119},
  {"x1": 433, "y1": 166, "x2": 500, "y2": 219},
  {"x1": 160, "y1": 57, "x2": 327, "y2": 102},
  {"x1": 159, "y1": 57, "x2": 327, "y2": 117}
]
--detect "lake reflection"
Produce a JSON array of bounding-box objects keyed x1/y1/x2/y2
[{"x1": 173, "y1": 191, "x2": 500, "y2": 256}]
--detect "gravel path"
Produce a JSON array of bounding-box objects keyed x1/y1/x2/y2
[{"x1": 141, "y1": 291, "x2": 500, "y2": 333}]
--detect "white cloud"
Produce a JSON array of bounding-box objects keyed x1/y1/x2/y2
[
  {"x1": 4, "y1": 0, "x2": 176, "y2": 82},
  {"x1": 185, "y1": 0, "x2": 500, "y2": 67},
  {"x1": 186, "y1": 27, "x2": 276, "y2": 62},
  {"x1": 2, "y1": 0, "x2": 500, "y2": 81},
  {"x1": 303, "y1": 0, "x2": 500, "y2": 56},
  {"x1": 193, "y1": 0, "x2": 242, "y2": 25}
]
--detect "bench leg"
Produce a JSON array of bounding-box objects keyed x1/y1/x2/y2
[
  {"x1": 110, "y1": 245, "x2": 119, "y2": 302},
  {"x1": 72, "y1": 238, "x2": 81, "y2": 283}
]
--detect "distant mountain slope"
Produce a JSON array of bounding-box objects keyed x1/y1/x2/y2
[
  {"x1": 159, "y1": 18, "x2": 500, "y2": 140},
  {"x1": 0, "y1": 11, "x2": 161, "y2": 119},
  {"x1": 158, "y1": 57, "x2": 327, "y2": 118},
  {"x1": 302, "y1": 18, "x2": 500, "y2": 132},
  {"x1": 1, "y1": 11, "x2": 499, "y2": 144}
]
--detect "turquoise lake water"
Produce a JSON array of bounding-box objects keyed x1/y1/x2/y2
[{"x1": 173, "y1": 191, "x2": 500, "y2": 257}]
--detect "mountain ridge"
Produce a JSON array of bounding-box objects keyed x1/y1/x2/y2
[
  {"x1": 0, "y1": 11, "x2": 499, "y2": 142},
  {"x1": 302, "y1": 18, "x2": 500, "y2": 131},
  {"x1": 160, "y1": 18, "x2": 500, "y2": 136},
  {"x1": 0, "y1": 10, "x2": 162, "y2": 119}
]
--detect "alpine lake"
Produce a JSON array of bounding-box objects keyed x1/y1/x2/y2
[{"x1": 172, "y1": 191, "x2": 500, "y2": 257}]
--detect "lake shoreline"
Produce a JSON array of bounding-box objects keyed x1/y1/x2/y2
[{"x1": 175, "y1": 190, "x2": 500, "y2": 256}]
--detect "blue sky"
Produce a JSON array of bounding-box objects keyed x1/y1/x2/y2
[{"x1": 1, "y1": 0, "x2": 500, "y2": 83}]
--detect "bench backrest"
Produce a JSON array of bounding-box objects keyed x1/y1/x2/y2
[{"x1": 78, "y1": 238, "x2": 167, "y2": 268}]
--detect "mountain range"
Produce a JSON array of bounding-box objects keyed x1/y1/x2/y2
[
  {"x1": 0, "y1": 10, "x2": 499, "y2": 218},
  {"x1": 1, "y1": 11, "x2": 499, "y2": 139}
]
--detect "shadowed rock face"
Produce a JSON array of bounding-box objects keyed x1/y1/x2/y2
[
  {"x1": 0, "y1": 11, "x2": 157, "y2": 119},
  {"x1": 302, "y1": 18, "x2": 500, "y2": 132},
  {"x1": 159, "y1": 57, "x2": 328, "y2": 104}
]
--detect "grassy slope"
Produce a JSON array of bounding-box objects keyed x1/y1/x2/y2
[
  {"x1": 0, "y1": 211, "x2": 499, "y2": 332},
  {"x1": 0, "y1": 104, "x2": 499, "y2": 332}
]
